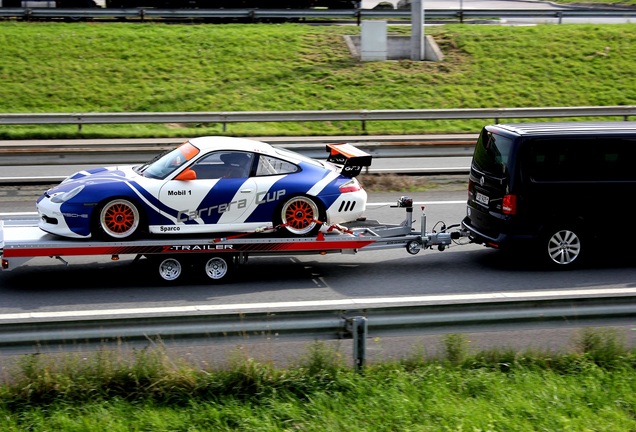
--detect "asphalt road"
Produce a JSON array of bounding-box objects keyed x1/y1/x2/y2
[
  {"x1": 3, "y1": 186, "x2": 636, "y2": 316},
  {"x1": 2, "y1": 184, "x2": 636, "y2": 366}
]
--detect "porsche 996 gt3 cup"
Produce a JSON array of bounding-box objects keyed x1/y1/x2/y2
[{"x1": 36, "y1": 136, "x2": 371, "y2": 240}]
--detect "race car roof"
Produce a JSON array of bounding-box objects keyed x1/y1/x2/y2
[{"x1": 188, "y1": 136, "x2": 278, "y2": 156}]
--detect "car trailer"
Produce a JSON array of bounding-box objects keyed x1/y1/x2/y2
[{"x1": 1, "y1": 197, "x2": 468, "y2": 283}]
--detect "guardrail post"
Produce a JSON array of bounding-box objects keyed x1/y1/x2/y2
[{"x1": 350, "y1": 316, "x2": 367, "y2": 372}]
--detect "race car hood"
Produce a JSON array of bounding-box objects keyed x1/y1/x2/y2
[
  {"x1": 42, "y1": 165, "x2": 138, "y2": 196},
  {"x1": 62, "y1": 165, "x2": 136, "y2": 183}
]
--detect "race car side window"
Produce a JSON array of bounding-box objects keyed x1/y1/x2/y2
[
  {"x1": 256, "y1": 155, "x2": 298, "y2": 176},
  {"x1": 191, "y1": 152, "x2": 254, "y2": 179}
]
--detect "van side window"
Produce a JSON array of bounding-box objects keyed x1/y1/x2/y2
[
  {"x1": 529, "y1": 139, "x2": 597, "y2": 182},
  {"x1": 597, "y1": 139, "x2": 636, "y2": 181}
]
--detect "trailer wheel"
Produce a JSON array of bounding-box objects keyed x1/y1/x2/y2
[
  {"x1": 157, "y1": 257, "x2": 183, "y2": 281},
  {"x1": 406, "y1": 240, "x2": 421, "y2": 255},
  {"x1": 542, "y1": 226, "x2": 584, "y2": 268},
  {"x1": 97, "y1": 198, "x2": 142, "y2": 240},
  {"x1": 203, "y1": 255, "x2": 233, "y2": 282},
  {"x1": 278, "y1": 195, "x2": 324, "y2": 236}
]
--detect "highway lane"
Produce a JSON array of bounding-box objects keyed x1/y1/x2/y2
[
  {"x1": 0, "y1": 156, "x2": 473, "y2": 187},
  {"x1": 3, "y1": 184, "x2": 636, "y2": 365},
  {"x1": 2, "y1": 188, "x2": 636, "y2": 317}
]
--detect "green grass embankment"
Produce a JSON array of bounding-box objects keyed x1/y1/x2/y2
[
  {"x1": 1, "y1": 330, "x2": 635, "y2": 430},
  {"x1": 2, "y1": 21, "x2": 636, "y2": 430},
  {"x1": 1, "y1": 22, "x2": 635, "y2": 139}
]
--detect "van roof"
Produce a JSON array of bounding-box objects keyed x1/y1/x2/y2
[{"x1": 488, "y1": 121, "x2": 636, "y2": 137}]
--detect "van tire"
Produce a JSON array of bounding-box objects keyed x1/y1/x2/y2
[{"x1": 541, "y1": 226, "x2": 584, "y2": 268}]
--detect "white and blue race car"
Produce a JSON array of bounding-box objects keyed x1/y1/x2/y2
[{"x1": 36, "y1": 136, "x2": 371, "y2": 240}]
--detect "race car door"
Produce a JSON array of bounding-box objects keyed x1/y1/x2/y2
[{"x1": 158, "y1": 151, "x2": 257, "y2": 227}]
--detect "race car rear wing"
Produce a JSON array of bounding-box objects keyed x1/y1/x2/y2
[{"x1": 325, "y1": 143, "x2": 372, "y2": 178}]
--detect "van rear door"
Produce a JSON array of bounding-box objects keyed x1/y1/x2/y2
[{"x1": 464, "y1": 127, "x2": 517, "y2": 244}]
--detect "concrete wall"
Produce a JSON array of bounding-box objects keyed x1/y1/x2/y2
[{"x1": 345, "y1": 34, "x2": 444, "y2": 62}]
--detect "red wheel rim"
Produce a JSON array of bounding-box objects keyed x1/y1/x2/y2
[
  {"x1": 103, "y1": 202, "x2": 136, "y2": 235},
  {"x1": 284, "y1": 199, "x2": 315, "y2": 230}
]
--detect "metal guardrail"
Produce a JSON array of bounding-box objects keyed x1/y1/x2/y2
[
  {"x1": 1, "y1": 106, "x2": 634, "y2": 132},
  {"x1": 0, "y1": 135, "x2": 478, "y2": 167},
  {"x1": 2, "y1": 7, "x2": 636, "y2": 21},
  {"x1": 1, "y1": 292, "x2": 636, "y2": 367},
  {"x1": 0, "y1": 105, "x2": 633, "y2": 169}
]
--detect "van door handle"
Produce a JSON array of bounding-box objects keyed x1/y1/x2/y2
[{"x1": 240, "y1": 189, "x2": 253, "y2": 193}]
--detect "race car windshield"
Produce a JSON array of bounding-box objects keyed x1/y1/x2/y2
[{"x1": 137, "y1": 143, "x2": 200, "y2": 179}]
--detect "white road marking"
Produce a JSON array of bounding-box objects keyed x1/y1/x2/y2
[
  {"x1": 0, "y1": 212, "x2": 37, "y2": 217},
  {"x1": 1, "y1": 287, "x2": 636, "y2": 321}
]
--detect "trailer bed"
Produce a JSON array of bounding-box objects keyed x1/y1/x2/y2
[{"x1": 1, "y1": 198, "x2": 466, "y2": 282}]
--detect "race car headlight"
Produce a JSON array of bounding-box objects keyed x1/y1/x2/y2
[{"x1": 50, "y1": 185, "x2": 85, "y2": 203}]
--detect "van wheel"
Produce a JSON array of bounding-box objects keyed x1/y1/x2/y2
[{"x1": 542, "y1": 227, "x2": 584, "y2": 268}]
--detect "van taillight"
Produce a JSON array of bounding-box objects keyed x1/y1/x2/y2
[{"x1": 502, "y1": 194, "x2": 517, "y2": 215}]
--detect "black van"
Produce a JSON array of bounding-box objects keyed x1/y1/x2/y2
[{"x1": 461, "y1": 121, "x2": 636, "y2": 267}]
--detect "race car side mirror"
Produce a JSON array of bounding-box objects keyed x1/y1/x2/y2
[{"x1": 175, "y1": 168, "x2": 197, "y2": 181}]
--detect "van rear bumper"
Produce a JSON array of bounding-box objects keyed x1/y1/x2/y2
[
  {"x1": 461, "y1": 217, "x2": 536, "y2": 249},
  {"x1": 461, "y1": 217, "x2": 506, "y2": 247}
]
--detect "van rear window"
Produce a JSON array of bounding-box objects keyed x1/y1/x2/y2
[{"x1": 473, "y1": 130, "x2": 514, "y2": 176}]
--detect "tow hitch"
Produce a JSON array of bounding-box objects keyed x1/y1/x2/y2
[{"x1": 362, "y1": 195, "x2": 469, "y2": 255}]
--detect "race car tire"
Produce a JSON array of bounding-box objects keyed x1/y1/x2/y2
[
  {"x1": 96, "y1": 198, "x2": 142, "y2": 240},
  {"x1": 278, "y1": 195, "x2": 324, "y2": 236}
]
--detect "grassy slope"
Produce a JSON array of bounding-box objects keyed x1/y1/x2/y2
[
  {"x1": 0, "y1": 22, "x2": 635, "y2": 138},
  {"x1": 1, "y1": 22, "x2": 636, "y2": 430},
  {"x1": 1, "y1": 336, "x2": 636, "y2": 430}
]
